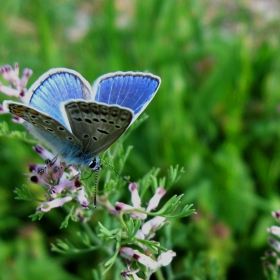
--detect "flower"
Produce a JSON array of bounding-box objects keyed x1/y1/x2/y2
[
  {"x1": 146, "y1": 187, "x2": 166, "y2": 212},
  {"x1": 133, "y1": 250, "x2": 159, "y2": 270},
  {"x1": 0, "y1": 63, "x2": 33, "y2": 123},
  {"x1": 141, "y1": 216, "x2": 166, "y2": 236},
  {"x1": 114, "y1": 184, "x2": 167, "y2": 239},
  {"x1": 268, "y1": 237, "x2": 280, "y2": 253},
  {"x1": 114, "y1": 184, "x2": 166, "y2": 221},
  {"x1": 0, "y1": 63, "x2": 32, "y2": 101},
  {"x1": 116, "y1": 184, "x2": 175, "y2": 277},
  {"x1": 129, "y1": 182, "x2": 141, "y2": 208},
  {"x1": 263, "y1": 210, "x2": 280, "y2": 277},
  {"x1": 120, "y1": 269, "x2": 142, "y2": 280},
  {"x1": 267, "y1": 226, "x2": 280, "y2": 238},
  {"x1": 119, "y1": 247, "x2": 176, "y2": 274},
  {"x1": 141, "y1": 249, "x2": 176, "y2": 269},
  {"x1": 115, "y1": 202, "x2": 147, "y2": 219},
  {"x1": 37, "y1": 196, "x2": 73, "y2": 212},
  {"x1": 28, "y1": 144, "x2": 90, "y2": 213},
  {"x1": 157, "y1": 250, "x2": 176, "y2": 266}
]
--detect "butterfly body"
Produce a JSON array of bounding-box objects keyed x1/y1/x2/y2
[{"x1": 4, "y1": 69, "x2": 161, "y2": 170}]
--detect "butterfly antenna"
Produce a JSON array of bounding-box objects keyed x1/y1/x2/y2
[
  {"x1": 50, "y1": 154, "x2": 59, "y2": 165},
  {"x1": 94, "y1": 171, "x2": 98, "y2": 207},
  {"x1": 100, "y1": 159, "x2": 132, "y2": 184}
]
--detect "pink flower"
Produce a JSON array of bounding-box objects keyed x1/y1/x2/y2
[
  {"x1": 0, "y1": 63, "x2": 32, "y2": 101},
  {"x1": 27, "y1": 144, "x2": 90, "y2": 213},
  {"x1": 33, "y1": 144, "x2": 58, "y2": 162},
  {"x1": 119, "y1": 247, "x2": 135, "y2": 261}
]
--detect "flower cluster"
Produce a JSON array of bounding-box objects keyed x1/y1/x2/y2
[
  {"x1": 1, "y1": 63, "x2": 179, "y2": 277},
  {"x1": 0, "y1": 63, "x2": 32, "y2": 99},
  {"x1": 114, "y1": 183, "x2": 176, "y2": 278},
  {"x1": 0, "y1": 63, "x2": 33, "y2": 123},
  {"x1": 29, "y1": 144, "x2": 90, "y2": 213},
  {"x1": 0, "y1": 63, "x2": 90, "y2": 213},
  {"x1": 263, "y1": 210, "x2": 280, "y2": 278}
]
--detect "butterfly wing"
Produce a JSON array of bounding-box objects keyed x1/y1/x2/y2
[
  {"x1": 63, "y1": 100, "x2": 133, "y2": 156},
  {"x1": 92, "y1": 72, "x2": 161, "y2": 124},
  {"x1": 3, "y1": 101, "x2": 83, "y2": 164},
  {"x1": 4, "y1": 70, "x2": 160, "y2": 167},
  {"x1": 23, "y1": 68, "x2": 92, "y2": 129}
]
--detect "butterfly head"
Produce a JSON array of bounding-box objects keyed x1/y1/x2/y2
[{"x1": 88, "y1": 156, "x2": 102, "y2": 172}]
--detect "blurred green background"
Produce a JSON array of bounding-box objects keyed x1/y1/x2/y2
[{"x1": 1, "y1": 0, "x2": 280, "y2": 279}]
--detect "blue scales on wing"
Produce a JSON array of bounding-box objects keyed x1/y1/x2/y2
[
  {"x1": 93, "y1": 72, "x2": 161, "y2": 123},
  {"x1": 3, "y1": 69, "x2": 161, "y2": 168},
  {"x1": 28, "y1": 69, "x2": 92, "y2": 129}
]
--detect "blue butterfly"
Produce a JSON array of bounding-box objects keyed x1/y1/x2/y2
[{"x1": 4, "y1": 69, "x2": 161, "y2": 171}]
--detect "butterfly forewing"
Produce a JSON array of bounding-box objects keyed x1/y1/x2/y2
[
  {"x1": 3, "y1": 69, "x2": 160, "y2": 168},
  {"x1": 92, "y1": 72, "x2": 161, "y2": 124},
  {"x1": 64, "y1": 101, "x2": 133, "y2": 157},
  {"x1": 25, "y1": 69, "x2": 92, "y2": 129}
]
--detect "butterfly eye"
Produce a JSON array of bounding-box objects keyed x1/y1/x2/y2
[{"x1": 88, "y1": 157, "x2": 102, "y2": 172}]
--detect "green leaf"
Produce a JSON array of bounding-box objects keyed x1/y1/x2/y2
[
  {"x1": 138, "y1": 167, "x2": 161, "y2": 195},
  {"x1": 166, "y1": 165, "x2": 185, "y2": 190},
  {"x1": 29, "y1": 212, "x2": 44, "y2": 221},
  {"x1": 60, "y1": 208, "x2": 78, "y2": 229},
  {"x1": 126, "y1": 217, "x2": 142, "y2": 242},
  {"x1": 98, "y1": 222, "x2": 114, "y2": 237},
  {"x1": 135, "y1": 238, "x2": 166, "y2": 254},
  {"x1": 0, "y1": 121, "x2": 29, "y2": 140},
  {"x1": 151, "y1": 194, "x2": 196, "y2": 218},
  {"x1": 14, "y1": 184, "x2": 34, "y2": 201},
  {"x1": 51, "y1": 238, "x2": 99, "y2": 254},
  {"x1": 102, "y1": 242, "x2": 121, "y2": 275}
]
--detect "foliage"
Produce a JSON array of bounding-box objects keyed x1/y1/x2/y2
[{"x1": 1, "y1": 0, "x2": 280, "y2": 279}]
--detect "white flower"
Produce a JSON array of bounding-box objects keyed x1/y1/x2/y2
[
  {"x1": 129, "y1": 183, "x2": 141, "y2": 208},
  {"x1": 119, "y1": 247, "x2": 176, "y2": 274},
  {"x1": 37, "y1": 196, "x2": 73, "y2": 212},
  {"x1": 157, "y1": 250, "x2": 176, "y2": 266},
  {"x1": 267, "y1": 226, "x2": 280, "y2": 237},
  {"x1": 114, "y1": 184, "x2": 166, "y2": 221},
  {"x1": 115, "y1": 202, "x2": 147, "y2": 219},
  {"x1": 141, "y1": 216, "x2": 166, "y2": 235},
  {"x1": 146, "y1": 187, "x2": 166, "y2": 212},
  {"x1": 268, "y1": 237, "x2": 280, "y2": 252},
  {"x1": 76, "y1": 187, "x2": 89, "y2": 209},
  {"x1": 133, "y1": 250, "x2": 158, "y2": 271}
]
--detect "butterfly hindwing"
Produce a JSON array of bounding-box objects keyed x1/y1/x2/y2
[
  {"x1": 92, "y1": 72, "x2": 161, "y2": 123},
  {"x1": 64, "y1": 100, "x2": 133, "y2": 157}
]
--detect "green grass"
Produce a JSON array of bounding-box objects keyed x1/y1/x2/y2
[{"x1": 1, "y1": 0, "x2": 280, "y2": 279}]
